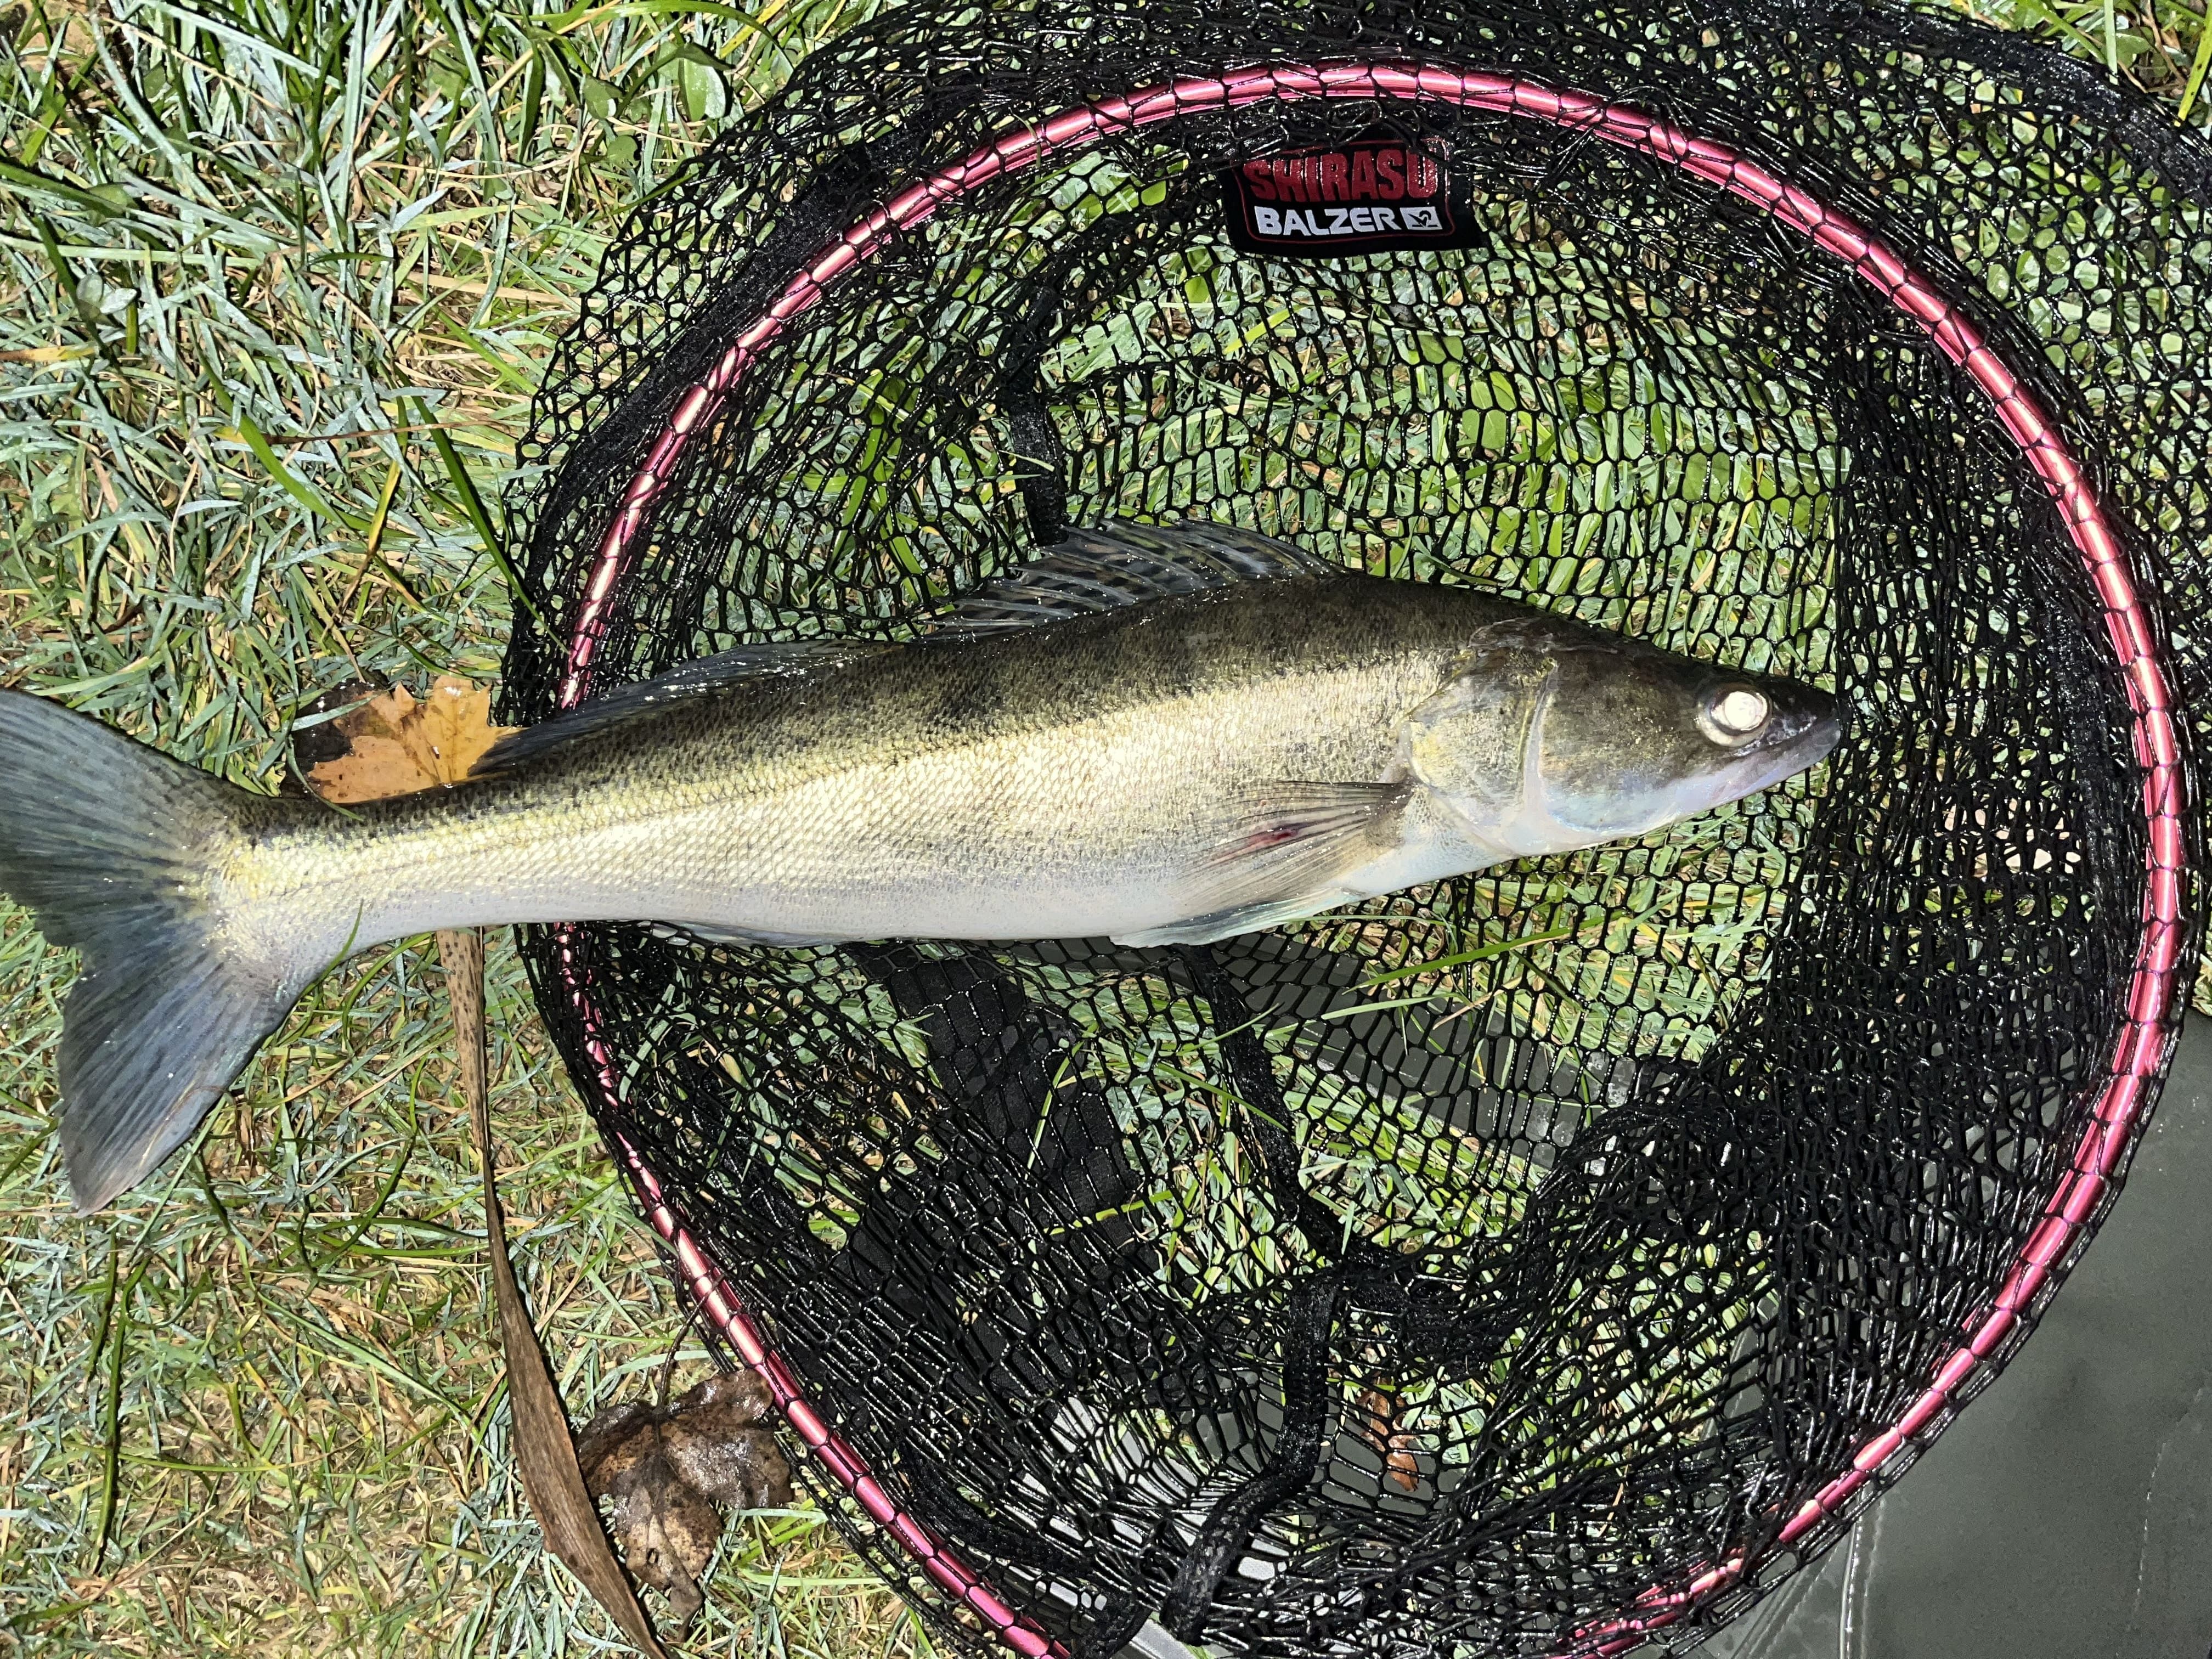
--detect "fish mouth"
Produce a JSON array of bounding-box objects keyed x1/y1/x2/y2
[{"x1": 1730, "y1": 695, "x2": 1842, "y2": 792}]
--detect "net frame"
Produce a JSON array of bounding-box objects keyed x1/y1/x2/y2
[{"x1": 498, "y1": 5, "x2": 2207, "y2": 1654}]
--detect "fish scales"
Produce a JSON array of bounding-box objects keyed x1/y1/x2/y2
[
  {"x1": 237, "y1": 578, "x2": 1477, "y2": 954},
  {"x1": 0, "y1": 520, "x2": 1839, "y2": 1209}
]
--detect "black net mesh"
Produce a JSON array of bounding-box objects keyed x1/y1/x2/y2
[{"x1": 496, "y1": 2, "x2": 2208, "y2": 1653}]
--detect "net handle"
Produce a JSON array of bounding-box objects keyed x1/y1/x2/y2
[{"x1": 545, "y1": 61, "x2": 2187, "y2": 1658}]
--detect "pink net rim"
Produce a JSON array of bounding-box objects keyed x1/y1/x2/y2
[{"x1": 544, "y1": 61, "x2": 2187, "y2": 1658}]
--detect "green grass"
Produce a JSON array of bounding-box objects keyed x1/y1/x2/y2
[
  {"x1": 0, "y1": 0, "x2": 2207, "y2": 1655},
  {"x1": 0, "y1": 0, "x2": 915, "y2": 1654}
]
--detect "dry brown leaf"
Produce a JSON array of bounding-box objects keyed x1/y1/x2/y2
[
  {"x1": 1357, "y1": 1385, "x2": 1423, "y2": 1493},
  {"x1": 577, "y1": 1371, "x2": 795, "y2": 1628},
  {"x1": 305, "y1": 675, "x2": 517, "y2": 802}
]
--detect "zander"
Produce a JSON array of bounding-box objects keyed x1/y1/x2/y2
[{"x1": 0, "y1": 521, "x2": 1839, "y2": 1210}]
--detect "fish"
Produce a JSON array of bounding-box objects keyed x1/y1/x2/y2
[{"x1": 0, "y1": 521, "x2": 1839, "y2": 1211}]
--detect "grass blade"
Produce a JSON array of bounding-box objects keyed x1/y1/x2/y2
[
  {"x1": 2181, "y1": 9, "x2": 2212, "y2": 117},
  {"x1": 415, "y1": 397, "x2": 543, "y2": 621}
]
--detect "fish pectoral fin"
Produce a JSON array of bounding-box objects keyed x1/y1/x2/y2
[
  {"x1": 1114, "y1": 895, "x2": 1362, "y2": 949},
  {"x1": 475, "y1": 639, "x2": 894, "y2": 776},
  {"x1": 646, "y1": 921, "x2": 846, "y2": 951},
  {"x1": 1111, "y1": 780, "x2": 1412, "y2": 949}
]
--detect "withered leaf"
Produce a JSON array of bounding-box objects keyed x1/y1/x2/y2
[
  {"x1": 1358, "y1": 1385, "x2": 1423, "y2": 1493},
  {"x1": 577, "y1": 1371, "x2": 795, "y2": 1628},
  {"x1": 304, "y1": 675, "x2": 517, "y2": 802}
]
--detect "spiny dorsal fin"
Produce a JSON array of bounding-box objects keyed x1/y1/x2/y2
[
  {"x1": 474, "y1": 639, "x2": 891, "y2": 776},
  {"x1": 0, "y1": 690, "x2": 304, "y2": 1212},
  {"x1": 933, "y1": 520, "x2": 1340, "y2": 637}
]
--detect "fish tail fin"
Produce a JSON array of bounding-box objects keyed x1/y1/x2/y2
[{"x1": 0, "y1": 689, "x2": 307, "y2": 1211}]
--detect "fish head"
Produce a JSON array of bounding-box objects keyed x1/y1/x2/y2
[{"x1": 1405, "y1": 622, "x2": 1839, "y2": 857}]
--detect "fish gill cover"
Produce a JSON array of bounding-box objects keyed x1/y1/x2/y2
[{"x1": 494, "y1": 1, "x2": 2209, "y2": 1654}]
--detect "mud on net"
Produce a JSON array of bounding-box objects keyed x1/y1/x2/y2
[{"x1": 496, "y1": 1, "x2": 2209, "y2": 1653}]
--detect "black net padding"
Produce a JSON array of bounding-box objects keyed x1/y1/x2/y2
[{"x1": 497, "y1": 3, "x2": 2208, "y2": 1654}]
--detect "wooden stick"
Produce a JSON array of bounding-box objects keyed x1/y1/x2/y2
[{"x1": 437, "y1": 927, "x2": 668, "y2": 1659}]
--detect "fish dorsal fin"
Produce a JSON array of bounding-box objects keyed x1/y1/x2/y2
[
  {"x1": 473, "y1": 639, "x2": 890, "y2": 775},
  {"x1": 933, "y1": 520, "x2": 1339, "y2": 637}
]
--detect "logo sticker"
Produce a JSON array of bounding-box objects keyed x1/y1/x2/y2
[{"x1": 1222, "y1": 133, "x2": 1486, "y2": 257}]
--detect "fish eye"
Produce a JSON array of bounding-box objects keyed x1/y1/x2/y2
[{"x1": 1702, "y1": 686, "x2": 1770, "y2": 744}]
